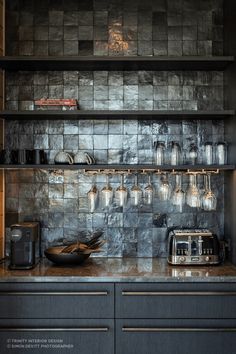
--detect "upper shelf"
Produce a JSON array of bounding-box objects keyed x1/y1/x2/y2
[
  {"x1": 0, "y1": 110, "x2": 234, "y2": 120},
  {"x1": 0, "y1": 56, "x2": 234, "y2": 71}
]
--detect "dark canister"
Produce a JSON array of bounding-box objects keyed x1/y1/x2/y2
[
  {"x1": 17, "y1": 149, "x2": 28, "y2": 164},
  {"x1": 0, "y1": 149, "x2": 16, "y2": 164},
  {"x1": 32, "y1": 149, "x2": 46, "y2": 164}
]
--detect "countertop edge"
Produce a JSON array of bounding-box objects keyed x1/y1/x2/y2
[{"x1": 1, "y1": 276, "x2": 236, "y2": 283}]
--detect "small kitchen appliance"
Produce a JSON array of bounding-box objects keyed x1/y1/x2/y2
[
  {"x1": 9, "y1": 222, "x2": 41, "y2": 270},
  {"x1": 168, "y1": 229, "x2": 220, "y2": 265}
]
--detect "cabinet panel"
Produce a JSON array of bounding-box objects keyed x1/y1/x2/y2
[
  {"x1": 0, "y1": 283, "x2": 114, "y2": 319},
  {"x1": 116, "y1": 283, "x2": 236, "y2": 319},
  {"x1": 116, "y1": 319, "x2": 236, "y2": 354},
  {"x1": 0, "y1": 319, "x2": 114, "y2": 354}
]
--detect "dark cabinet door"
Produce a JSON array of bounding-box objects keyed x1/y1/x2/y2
[
  {"x1": 0, "y1": 319, "x2": 114, "y2": 354},
  {"x1": 116, "y1": 283, "x2": 236, "y2": 319},
  {"x1": 116, "y1": 319, "x2": 236, "y2": 354},
  {"x1": 0, "y1": 283, "x2": 114, "y2": 319}
]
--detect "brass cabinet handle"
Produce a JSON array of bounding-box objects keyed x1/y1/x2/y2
[
  {"x1": 0, "y1": 327, "x2": 109, "y2": 332},
  {"x1": 122, "y1": 291, "x2": 236, "y2": 296},
  {"x1": 0, "y1": 291, "x2": 109, "y2": 296},
  {"x1": 122, "y1": 327, "x2": 236, "y2": 332}
]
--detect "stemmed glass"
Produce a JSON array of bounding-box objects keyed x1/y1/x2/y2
[
  {"x1": 101, "y1": 174, "x2": 113, "y2": 208},
  {"x1": 186, "y1": 174, "x2": 201, "y2": 208},
  {"x1": 115, "y1": 174, "x2": 128, "y2": 207},
  {"x1": 202, "y1": 174, "x2": 217, "y2": 211},
  {"x1": 131, "y1": 174, "x2": 142, "y2": 206},
  {"x1": 158, "y1": 174, "x2": 171, "y2": 201},
  {"x1": 87, "y1": 175, "x2": 98, "y2": 213},
  {"x1": 144, "y1": 174, "x2": 154, "y2": 205},
  {"x1": 172, "y1": 174, "x2": 185, "y2": 212}
]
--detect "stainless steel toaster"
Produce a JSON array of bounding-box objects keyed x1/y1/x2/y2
[{"x1": 168, "y1": 229, "x2": 220, "y2": 265}]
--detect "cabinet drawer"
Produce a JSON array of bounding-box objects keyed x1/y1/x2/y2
[
  {"x1": 116, "y1": 319, "x2": 236, "y2": 354},
  {"x1": 0, "y1": 319, "x2": 114, "y2": 354},
  {"x1": 116, "y1": 283, "x2": 236, "y2": 319},
  {"x1": 0, "y1": 283, "x2": 114, "y2": 319}
]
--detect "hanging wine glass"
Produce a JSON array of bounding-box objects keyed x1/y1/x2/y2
[
  {"x1": 202, "y1": 174, "x2": 217, "y2": 211},
  {"x1": 186, "y1": 174, "x2": 201, "y2": 208},
  {"x1": 115, "y1": 174, "x2": 128, "y2": 207},
  {"x1": 171, "y1": 173, "x2": 185, "y2": 212},
  {"x1": 131, "y1": 174, "x2": 142, "y2": 206},
  {"x1": 144, "y1": 174, "x2": 154, "y2": 205},
  {"x1": 101, "y1": 174, "x2": 113, "y2": 208},
  {"x1": 87, "y1": 174, "x2": 98, "y2": 213},
  {"x1": 158, "y1": 174, "x2": 171, "y2": 201}
]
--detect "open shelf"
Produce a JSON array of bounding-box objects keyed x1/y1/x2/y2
[
  {"x1": 0, "y1": 110, "x2": 234, "y2": 120},
  {"x1": 0, "y1": 56, "x2": 234, "y2": 71},
  {"x1": 0, "y1": 164, "x2": 234, "y2": 171}
]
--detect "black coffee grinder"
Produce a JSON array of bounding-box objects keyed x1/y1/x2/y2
[{"x1": 9, "y1": 222, "x2": 41, "y2": 270}]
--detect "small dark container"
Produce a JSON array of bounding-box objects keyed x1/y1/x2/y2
[
  {"x1": 32, "y1": 149, "x2": 47, "y2": 164},
  {"x1": 0, "y1": 149, "x2": 17, "y2": 164}
]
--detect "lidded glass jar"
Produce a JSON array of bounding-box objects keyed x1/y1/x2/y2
[
  {"x1": 215, "y1": 142, "x2": 227, "y2": 165},
  {"x1": 204, "y1": 142, "x2": 213, "y2": 165},
  {"x1": 170, "y1": 141, "x2": 181, "y2": 166}
]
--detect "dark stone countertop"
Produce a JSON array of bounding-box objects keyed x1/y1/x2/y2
[{"x1": 0, "y1": 258, "x2": 236, "y2": 282}]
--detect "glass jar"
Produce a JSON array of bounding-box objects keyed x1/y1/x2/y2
[
  {"x1": 204, "y1": 142, "x2": 213, "y2": 165},
  {"x1": 215, "y1": 142, "x2": 227, "y2": 165},
  {"x1": 153, "y1": 141, "x2": 165, "y2": 165},
  {"x1": 170, "y1": 141, "x2": 181, "y2": 166}
]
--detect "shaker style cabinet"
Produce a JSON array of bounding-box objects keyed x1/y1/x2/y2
[
  {"x1": 0, "y1": 283, "x2": 114, "y2": 354},
  {"x1": 115, "y1": 283, "x2": 236, "y2": 354}
]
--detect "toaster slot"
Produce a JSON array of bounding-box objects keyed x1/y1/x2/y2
[{"x1": 176, "y1": 242, "x2": 188, "y2": 256}]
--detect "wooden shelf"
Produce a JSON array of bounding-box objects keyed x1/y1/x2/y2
[
  {"x1": 0, "y1": 164, "x2": 234, "y2": 171},
  {"x1": 0, "y1": 110, "x2": 234, "y2": 120},
  {"x1": 0, "y1": 56, "x2": 234, "y2": 71}
]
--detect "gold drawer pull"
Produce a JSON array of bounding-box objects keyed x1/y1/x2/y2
[
  {"x1": 122, "y1": 327, "x2": 236, "y2": 332},
  {"x1": 0, "y1": 327, "x2": 109, "y2": 332},
  {"x1": 0, "y1": 291, "x2": 109, "y2": 296},
  {"x1": 122, "y1": 291, "x2": 236, "y2": 296}
]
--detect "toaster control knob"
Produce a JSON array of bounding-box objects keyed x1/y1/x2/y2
[
  {"x1": 179, "y1": 256, "x2": 186, "y2": 263},
  {"x1": 205, "y1": 256, "x2": 210, "y2": 262}
]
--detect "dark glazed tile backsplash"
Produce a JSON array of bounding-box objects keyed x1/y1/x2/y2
[
  {"x1": 5, "y1": 70, "x2": 224, "y2": 112},
  {"x1": 5, "y1": 119, "x2": 225, "y2": 257},
  {"x1": 4, "y1": 0, "x2": 225, "y2": 257},
  {"x1": 6, "y1": 0, "x2": 223, "y2": 56}
]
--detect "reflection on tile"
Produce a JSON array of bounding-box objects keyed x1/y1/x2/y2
[{"x1": 5, "y1": 0, "x2": 226, "y2": 257}]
